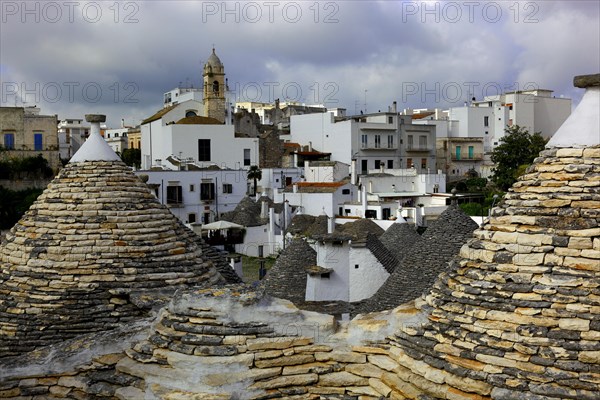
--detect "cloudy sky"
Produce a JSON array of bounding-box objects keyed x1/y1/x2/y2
[{"x1": 1, "y1": 0, "x2": 599, "y2": 127}]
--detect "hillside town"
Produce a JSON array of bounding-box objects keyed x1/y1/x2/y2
[{"x1": 0, "y1": 19, "x2": 599, "y2": 393}]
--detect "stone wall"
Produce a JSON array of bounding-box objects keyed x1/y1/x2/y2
[
  {"x1": 384, "y1": 146, "x2": 600, "y2": 399},
  {"x1": 0, "y1": 287, "x2": 425, "y2": 399}
]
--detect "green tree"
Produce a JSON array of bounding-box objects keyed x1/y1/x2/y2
[
  {"x1": 120, "y1": 148, "x2": 141, "y2": 168},
  {"x1": 247, "y1": 165, "x2": 262, "y2": 195},
  {"x1": 491, "y1": 125, "x2": 546, "y2": 191}
]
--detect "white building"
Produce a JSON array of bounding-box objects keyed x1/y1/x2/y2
[
  {"x1": 273, "y1": 161, "x2": 355, "y2": 218},
  {"x1": 140, "y1": 100, "x2": 258, "y2": 170},
  {"x1": 57, "y1": 119, "x2": 89, "y2": 160},
  {"x1": 288, "y1": 107, "x2": 437, "y2": 176},
  {"x1": 104, "y1": 127, "x2": 129, "y2": 154},
  {"x1": 305, "y1": 220, "x2": 396, "y2": 303},
  {"x1": 412, "y1": 89, "x2": 571, "y2": 180},
  {"x1": 163, "y1": 87, "x2": 204, "y2": 108},
  {"x1": 340, "y1": 168, "x2": 446, "y2": 225},
  {"x1": 136, "y1": 168, "x2": 249, "y2": 225}
]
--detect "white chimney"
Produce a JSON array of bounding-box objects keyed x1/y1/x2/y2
[
  {"x1": 293, "y1": 183, "x2": 298, "y2": 193},
  {"x1": 308, "y1": 141, "x2": 312, "y2": 151},
  {"x1": 328, "y1": 215, "x2": 335, "y2": 234},
  {"x1": 261, "y1": 198, "x2": 269, "y2": 219},
  {"x1": 351, "y1": 159, "x2": 357, "y2": 185},
  {"x1": 362, "y1": 188, "x2": 367, "y2": 215}
]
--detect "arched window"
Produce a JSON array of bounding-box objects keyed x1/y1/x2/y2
[
  {"x1": 212, "y1": 80, "x2": 219, "y2": 94},
  {"x1": 185, "y1": 110, "x2": 197, "y2": 117}
]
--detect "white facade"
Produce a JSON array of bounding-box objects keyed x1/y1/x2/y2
[
  {"x1": 163, "y1": 87, "x2": 204, "y2": 108},
  {"x1": 104, "y1": 127, "x2": 129, "y2": 153},
  {"x1": 305, "y1": 241, "x2": 390, "y2": 302},
  {"x1": 290, "y1": 111, "x2": 437, "y2": 175},
  {"x1": 257, "y1": 167, "x2": 304, "y2": 197},
  {"x1": 136, "y1": 169, "x2": 249, "y2": 224},
  {"x1": 141, "y1": 100, "x2": 258, "y2": 170},
  {"x1": 57, "y1": 119, "x2": 89, "y2": 160}
]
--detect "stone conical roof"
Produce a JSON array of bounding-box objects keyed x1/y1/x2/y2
[
  {"x1": 387, "y1": 75, "x2": 600, "y2": 399},
  {"x1": 379, "y1": 222, "x2": 421, "y2": 262},
  {"x1": 357, "y1": 205, "x2": 478, "y2": 314},
  {"x1": 0, "y1": 159, "x2": 223, "y2": 357},
  {"x1": 262, "y1": 238, "x2": 316, "y2": 304}
]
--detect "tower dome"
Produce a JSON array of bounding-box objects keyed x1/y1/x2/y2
[
  {"x1": 0, "y1": 115, "x2": 223, "y2": 357},
  {"x1": 206, "y1": 47, "x2": 223, "y2": 68}
]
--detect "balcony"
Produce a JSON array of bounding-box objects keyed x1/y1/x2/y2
[
  {"x1": 360, "y1": 145, "x2": 397, "y2": 151},
  {"x1": 451, "y1": 153, "x2": 484, "y2": 161},
  {"x1": 405, "y1": 144, "x2": 431, "y2": 152}
]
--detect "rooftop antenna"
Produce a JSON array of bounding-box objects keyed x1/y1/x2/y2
[{"x1": 364, "y1": 89, "x2": 368, "y2": 114}]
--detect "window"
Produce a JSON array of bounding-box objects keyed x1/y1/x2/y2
[
  {"x1": 484, "y1": 116, "x2": 489, "y2": 127},
  {"x1": 188, "y1": 213, "x2": 197, "y2": 224},
  {"x1": 166, "y1": 186, "x2": 183, "y2": 205},
  {"x1": 387, "y1": 160, "x2": 393, "y2": 169},
  {"x1": 388, "y1": 116, "x2": 393, "y2": 124},
  {"x1": 387, "y1": 135, "x2": 393, "y2": 148},
  {"x1": 419, "y1": 135, "x2": 427, "y2": 149},
  {"x1": 407, "y1": 158, "x2": 413, "y2": 168},
  {"x1": 223, "y1": 183, "x2": 233, "y2": 194},
  {"x1": 342, "y1": 189, "x2": 350, "y2": 195},
  {"x1": 365, "y1": 210, "x2": 377, "y2": 219},
  {"x1": 200, "y1": 182, "x2": 215, "y2": 201},
  {"x1": 185, "y1": 110, "x2": 197, "y2": 117},
  {"x1": 361, "y1": 160, "x2": 368, "y2": 174},
  {"x1": 114, "y1": 133, "x2": 119, "y2": 137},
  {"x1": 198, "y1": 139, "x2": 211, "y2": 161},
  {"x1": 468, "y1": 146, "x2": 474, "y2": 159},
  {"x1": 243, "y1": 149, "x2": 251, "y2": 166},
  {"x1": 321, "y1": 272, "x2": 331, "y2": 279},
  {"x1": 189, "y1": 184, "x2": 195, "y2": 192},
  {"x1": 407, "y1": 135, "x2": 413, "y2": 149},
  {"x1": 421, "y1": 158, "x2": 427, "y2": 169},
  {"x1": 355, "y1": 264, "x2": 359, "y2": 269},
  {"x1": 374, "y1": 135, "x2": 381, "y2": 148},
  {"x1": 361, "y1": 134, "x2": 367, "y2": 148},
  {"x1": 456, "y1": 146, "x2": 462, "y2": 160},
  {"x1": 33, "y1": 133, "x2": 43, "y2": 151},
  {"x1": 3, "y1": 133, "x2": 15, "y2": 150},
  {"x1": 375, "y1": 160, "x2": 381, "y2": 169}
]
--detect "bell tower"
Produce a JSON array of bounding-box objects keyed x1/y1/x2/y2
[{"x1": 203, "y1": 48, "x2": 226, "y2": 123}]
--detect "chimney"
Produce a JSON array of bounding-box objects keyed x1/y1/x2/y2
[
  {"x1": 308, "y1": 141, "x2": 313, "y2": 152},
  {"x1": 351, "y1": 159, "x2": 357, "y2": 185},
  {"x1": 121, "y1": 118, "x2": 125, "y2": 128},
  {"x1": 328, "y1": 215, "x2": 335, "y2": 234},
  {"x1": 362, "y1": 187, "x2": 367, "y2": 215},
  {"x1": 284, "y1": 200, "x2": 290, "y2": 229},
  {"x1": 86, "y1": 114, "x2": 105, "y2": 137},
  {"x1": 261, "y1": 198, "x2": 269, "y2": 219},
  {"x1": 293, "y1": 183, "x2": 298, "y2": 193},
  {"x1": 392, "y1": 101, "x2": 397, "y2": 113}
]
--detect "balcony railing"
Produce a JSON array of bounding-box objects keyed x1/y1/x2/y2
[
  {"x1": 360, "y1": 145, "x2": 397, "y2": 151},
  {"x1": 405, "y1": 144, "x2": 431, "y2": 152},
  {"x1": 451, "y1": 153, "x2": 484, "y2": 161}
]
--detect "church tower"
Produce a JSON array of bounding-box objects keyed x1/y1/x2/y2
[{"x1": 203, "y1": 48, "x2": 226, "y2": 123}]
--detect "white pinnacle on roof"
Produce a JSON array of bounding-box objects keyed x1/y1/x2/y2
[
  {"x1": 70, "y1": 114, "x2": 122, "y2": 163},
  {"x1": 547, "y1": 74, "x2": 600, "y2": 148}
]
